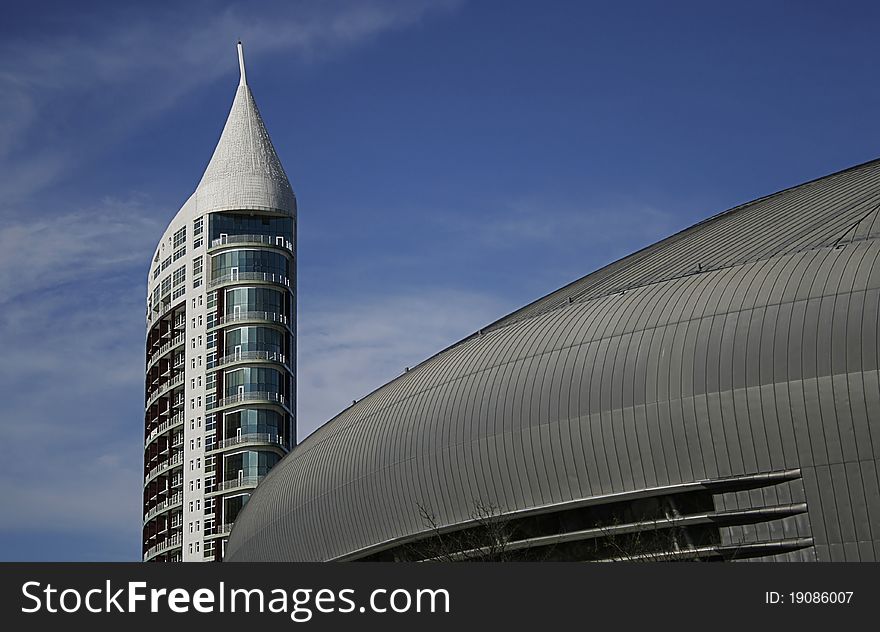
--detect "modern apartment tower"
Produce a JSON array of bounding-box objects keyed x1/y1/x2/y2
[{"x1": 142, "y1": 43, "x2": 296, "y2": 562}]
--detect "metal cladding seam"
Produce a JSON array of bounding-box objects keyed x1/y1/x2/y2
[{"x1": 225, "y1": 158, "x2": 880, "y2": 562}]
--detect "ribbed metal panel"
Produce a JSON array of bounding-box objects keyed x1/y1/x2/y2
[{"x1": 225, "y1": 158, "x2": 880, "y2": 562}]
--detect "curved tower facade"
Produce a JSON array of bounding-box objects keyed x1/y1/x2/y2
[{"x1": 142, "y1": 44, "x2": 296, "y2": 562}]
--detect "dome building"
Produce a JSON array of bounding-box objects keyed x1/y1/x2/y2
[{"x1": 226, "y1": 157, "x2": 880, "y2": 563}]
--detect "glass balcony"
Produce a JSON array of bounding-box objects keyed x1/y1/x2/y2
[
  {"x1": 208, "y1": 271, "x2": 290, "y2": 290},
  {"x1": 209, "y1": 310, "x2": 289, "y2": 330},
  {"x1": 206, "y1": 433, "x2": 286, "y2": 454},
  {"x1": 205, "y1": 475, "x2": 266, "y2": 497},
  {"x1": 213, "y1": 350, "x2": 288, "y2": 369},
  {"x1": 207, "y1": 391, "x2": 286, "y2": 412},
  {"x1": 209, "y1": 233, "x2": 292, "y2": 251},
  {"x1": 204, "y1": 523, "x2": 234, "y2": 539}
]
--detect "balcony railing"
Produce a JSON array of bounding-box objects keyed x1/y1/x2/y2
[
  {"x1": 207, "y1": 391, "x2": 286, "y2": 411},
  {"x1": 209, "y1": 475, "x2": 266, "y2": 495},
  {"x1": 147, "y1": 332, "x2": 185, "y2": 368},
  {"x1": 148, "y1": 297, "x2": 185, "y2": 326},
  {"x1": 145, "y1": 371, "x2": 184, "y2": 409},
  {"x1": 210, "y1": 234, "x2": 293, "y2": 251},
  {"x1": 210, "y1": 311, "x2": 289, "y2": 329},
  {"x1": 205, "y1": 523, "x2": 234, "y2": 538},
  {"x1": 208, "y1": 271, "x2": 290, "y2": 290},
  {"x1": 144, "y1": 532, "x2": 183, "y2": 561},
  {"x1": 144, "y1": 451, "x2": 184, "y2": 485},
  {"x1": 213, "y1": 350, "x2": 287, "y2": 369},
  {"x1": 143, "y1": 491, "x2": 183, "y2": 523},
  {"x1": 208, "y1": 433, "x2": 285, "y2": 453},
  {"x1": 145, "y1": 412, "x2": 185, "y2": 448}
]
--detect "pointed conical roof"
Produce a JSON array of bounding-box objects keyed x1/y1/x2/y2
[{"x1": 193, "y1": 42, "x2": 296, "y2": 216}]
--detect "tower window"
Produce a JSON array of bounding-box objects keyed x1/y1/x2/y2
[{"x1": 173, "y1": 226, "x2": 186, "y2": 249}]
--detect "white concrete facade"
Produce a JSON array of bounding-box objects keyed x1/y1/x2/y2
[{"x1": 142, "y1": 43, "x2": 296, "y2": 562}]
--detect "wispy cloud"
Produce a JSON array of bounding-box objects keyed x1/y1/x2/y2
[
  {"x1": 0, "y1": 199, "x2": 160, "y2": 547},
  {"x1": 0, "y1": 0, "x2": 464, "y2": 558},
  {"x1": 438, "y1": 196, "x2": 678, "y2": 254},
  {"x1": 0, "y1": 196, "x2": 162, "y2": 301},
  {"x1": 0, "y1": 0, "x2": 461, "y2": 203},
  {"x1": 298, "y1": 289, "x2": 506, "y2": 438}
]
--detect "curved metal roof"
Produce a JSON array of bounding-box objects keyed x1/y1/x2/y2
[{"x1": 225, "y1": 158, "x2": 880, "y2": 562}]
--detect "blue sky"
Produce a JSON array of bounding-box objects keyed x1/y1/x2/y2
[{"x1": 1, "y1": 0, "x2": 879, "y2": 561}]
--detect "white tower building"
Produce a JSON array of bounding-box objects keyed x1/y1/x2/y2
[{"x1": 142, "y1": 43, "x2": 296, "y2": 562}]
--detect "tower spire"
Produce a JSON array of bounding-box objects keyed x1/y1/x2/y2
[
  {"x1": 237, "y1": 41, "x2": 247, "y2": 86},
  {"x1": 192, "y1": 39, "x2": 295, "y2": 216}
]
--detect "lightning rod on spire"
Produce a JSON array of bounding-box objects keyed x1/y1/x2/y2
[{"x1": 237, "y1": 41, "x2": 247, "y2": 86}]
